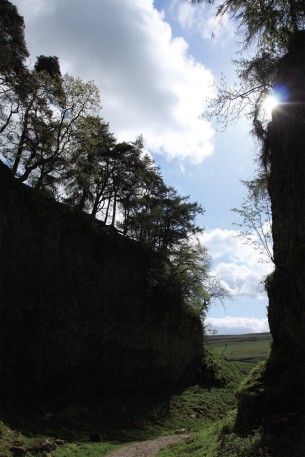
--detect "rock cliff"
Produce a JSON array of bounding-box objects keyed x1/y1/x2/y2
[
  {"x1": 236, "y1": 33, "x2": 305, "y2": 431},
  {"x1": 0, "y1": 163, "x2": 204, "y2": 402},
  {"x1": 265, "y1": 31, "x2": 305, "y2": 415}
]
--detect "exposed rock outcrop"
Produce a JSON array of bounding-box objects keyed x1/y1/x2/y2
[
  {"x1": 0, "y1": 163, "x2": 204, "y2": 402},
  {"x1": 236, "y1": 32, "x2": 305, "y2": 431},
  {"x1": 265, "y1": 31, "x2": 305, "y2": 415}
]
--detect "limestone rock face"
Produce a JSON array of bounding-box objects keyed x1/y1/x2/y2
[
  {"x1": 0, "y1": 164, "x2": 204, "y2": 401},
  {"x1": 265, "y1": 31, "x2": 305, "y2": 415},
  {"x1": 235, "y1": 33, "x2": 305, "y2": 431}
]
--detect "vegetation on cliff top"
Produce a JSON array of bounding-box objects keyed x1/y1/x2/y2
[
  {"x1": 0, "y1": 0, "x2": 229, "y2": 322},
  {"x1": 1, "y1": 0, "x2": 305, "y2": 455}
]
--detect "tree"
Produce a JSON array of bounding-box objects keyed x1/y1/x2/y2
[
  {"x1": 118, "y1": 145, "x2": 164, "y2": 236},
  {"x1": 167, "y1": 241, "x2": 211, "y2": 316},
  {"x1": 232, "y1": 177, "x2": 274, "y2": 263},
  {"x1": 34, "y1": 55, "x2": 61, "y2": 81},
  {"x1": 64, "y1": 115, "x2": 115, "y2": 212},
  {"x1": 191, "y1": 1, "x2": 305, "y2": 154},
  {"x1": 2, "y1": 69, "x2": 100, "y2": 195},
  {"x1": 1, "y1": 69, "x2": 56, "y2": 180},
  {"x1": 163, "y1": 239, "x2": 230, "y2": 317},
  {"x1": 189, "y1": 1, "x2": 305, "y2": 47},
  {"x1": 0, "y1": 0, "x2": 29, "y2": 76},
  {"x1": 0, "y1": 0, "x2": 29, "y2": 141},
  {"x1": 123, "y1": 182, "x2": 204, "y2": 253}
]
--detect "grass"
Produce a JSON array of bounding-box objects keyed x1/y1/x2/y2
[
  {"x1": 206, "y1": 333, "x2": 272, "y2": 373},
  {"x1": 0, "y1": 383, "x2": 239, "y2": 457},
  {"x1": 158, "y1": 405, "x2": 305, "y2": 457},
  {"x1": 0, "y1": 350, "x2": 242, "y2": 457},
  {"x1": 2, "y1": 340, "x2": 303, "y2": 457},
  {"x1": 158, "y1": 358, "x2": 305, "y2": 457},
  {"x1": 0, "y1": 420, "x2": 119, "y2": 457}
]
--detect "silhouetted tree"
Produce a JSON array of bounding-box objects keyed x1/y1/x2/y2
[
  {"x1": 191, "y1": 0, "x2": 305, "y2": 149},
  {"x1": 232, "y1": 177, "x2": 273, "y2": 263},
  {"x1": 0, "y1": 0, "x2": 29, "y2": 76},
  {"x1": 34, "y1": 55, "x2": 61, "y2": 80},
  {"x1": 0, "y1": 0, "x2": 29, "y2": 139},
  {"x1": 64, "y1": 115, "x2": 115, "y2": 211},
  {"x1": 2, "y1": 70, "x2": 100, "y2": 195}
]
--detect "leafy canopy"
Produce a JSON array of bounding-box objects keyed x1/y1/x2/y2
[
  {"x1": 190, "y1": 0, "x2": 305, "y2": 144},
  {"x1": 0, "y1": 1, "x2": 232, "y2": 319}
]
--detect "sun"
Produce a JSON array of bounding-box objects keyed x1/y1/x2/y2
[{"x1": 262, "y1": 95, "x2": 279, "y2": 118}]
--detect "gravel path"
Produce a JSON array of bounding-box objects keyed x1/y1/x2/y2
[{"x1": 106, "y1": 434, "x2": 190, "y2": 457}]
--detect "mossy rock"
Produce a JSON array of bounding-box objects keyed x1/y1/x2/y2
[{"x1": 235, "y1": 361, "x2": 266, "y2": 433}]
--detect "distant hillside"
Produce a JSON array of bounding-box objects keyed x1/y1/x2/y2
[{"x1": 206, "y1": 333, "x2": 272, "y2": 373}]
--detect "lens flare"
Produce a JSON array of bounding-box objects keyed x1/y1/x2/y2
[
  {"x1": 263, "y1": 95, "x2": 279, "y2": 117},
  {"x1": 262, "y1": 85, "x2": 290, "y2": 118},
  {"x1": 273, "y1": 84, "x2": 290, "y2": 103}
]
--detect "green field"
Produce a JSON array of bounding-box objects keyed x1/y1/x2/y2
[{"x1": 206, "y1": 332, "x2": 272, "y2": 373}]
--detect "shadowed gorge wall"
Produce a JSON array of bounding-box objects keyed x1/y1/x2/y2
[
  {"x1": 265, "y1": 31, "x2": 305, "y2": 414},
  {"x1": 0, "y1": 163, "x2": 204, "y2": 401},
  {"x1": 236, "y1": 33, "x2": 305, "y2": 431},
  {"x1": 235, "y1": 33, "x2": 305, "y2": 431}
]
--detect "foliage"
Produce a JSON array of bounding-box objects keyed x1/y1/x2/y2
[
  {"x1": 0, "y1": 1, "x2": 233, "y2": 343},
  {"x1": 1, "y1": 67, "x2": 100, "y2": 196},
  {"x1": 34, "y1": 55, "x2": 62, "y2": 81},
  {"x1": 151, "y1": 238, "x2": 230, "y2": 317},
  {"x1": 235, "y1": 361, "x2": 266, "y2": 433},
  {"x1": 165, "y1": 240, "x2": 210, "y2": 314},
  {"x1": 0, "y1": 0, "x2": 29, "y2": 76},
  {"x1": 203, "y1": 346, "x2": 244, "y2": 388},
  {"x1": 0, "y1": 5, "x2": 205, "y2": 262},
  {"x1": 0, "y1": 4, "x2": 205, "y2": 260},
  {"x1": 63, "y1": 115, "x2": 116, "y2": 212},
  {"x1": 236, "y1": 360, "x2": 266, "y2": 397},
  {"x1": 190, "y1": 0, "x2": 305, "y2": 47},
  {"x1": 0, "y1": 420, "x2": 118, "y2": 457},
  {"x1": 159, "y1": 410, "x2": 267, "y2": 457},
  {"x1": 8, "y1": 347, "x2": 302, "y2": 457},
  {"x1": 190, "y1": 0, "x2": 305, "y2": 164},
  {"x1": 232, "y1": 177, "x2": 274, "y2": 263},
  {"x1": 0, "y1": 350, "x2": 244, "y2": 453}
]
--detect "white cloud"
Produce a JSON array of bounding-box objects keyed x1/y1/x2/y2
[
  {"x1": 201, "y1": 228, "x2": 273, "y2": 299},
  {"x1": 170, "y1": 0, "x2": 235, "y2": 44},
  {"x1": 206, "y1": 316, "x2": 269, "y2": 334},
  {"x1": 13, "y1": 0, "x2": 215, "y2": 163}
]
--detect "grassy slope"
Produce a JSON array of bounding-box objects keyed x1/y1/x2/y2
[
  {"x1": 206, "y1": 333, "x2": 272, "y2": 373},
  {"x1": 159, "y1": 354, "x2": 305, "y2": 457},
  {"x1": 0, "y1": 350, "x2": 242, "y2": 457},
  {"x1": 2, "y1": 339, "x2": 303, "y2": 457}
]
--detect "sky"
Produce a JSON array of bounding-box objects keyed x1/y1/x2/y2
[{"x1": 12, "y1": 0, "x2": 273, "y2": 334}]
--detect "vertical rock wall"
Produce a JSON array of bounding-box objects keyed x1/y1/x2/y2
[
  {"x1": 265, "y1": 31, "x2": 305, "y2": 415},
  {"x1": 0, "y1": 164, "x2": 204, "y2": 402},
  {"x1": 236, "y1": 33, "x2": 305, "y2": 431}
]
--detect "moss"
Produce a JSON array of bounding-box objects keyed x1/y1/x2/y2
[
  {"x1": 264, "y1": 272, "x2": 274, "y2": 293},
  {"x1": 235, "y1": 362, "x2": 266, "y2": 433},
  {"x1": 203, "y1": 347, "x2": 244, "y2": 389}
]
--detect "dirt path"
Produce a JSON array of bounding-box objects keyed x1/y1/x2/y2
[{"x1": 106, "y1": 434, "x2": 190, "y2": 457}]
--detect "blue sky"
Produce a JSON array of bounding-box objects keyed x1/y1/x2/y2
[{"x1": 13, "y1": 0, "x2": 273, "y2": 334}]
